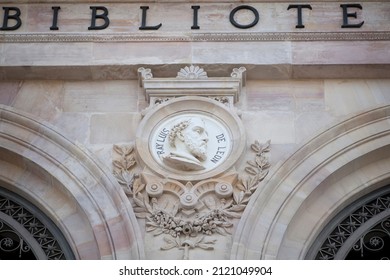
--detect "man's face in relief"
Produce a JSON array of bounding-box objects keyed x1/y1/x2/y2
[{"x1": 182, "y1": 118, "x2": 209, "y2": 161}]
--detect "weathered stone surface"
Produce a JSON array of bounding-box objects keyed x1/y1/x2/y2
[
  {"x1": 1, "y1": 0, "x2": 390, "y2": 261},
  {"x1": 90, "y1": 113, "x2": 141, "y2": 144}
]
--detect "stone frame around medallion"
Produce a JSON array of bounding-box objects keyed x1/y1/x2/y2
[{"x1": 135, "y1": 96, "x2": 246, "y2": 182}]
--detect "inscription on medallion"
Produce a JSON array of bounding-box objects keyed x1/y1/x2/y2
[
  {"x1": 155, "y1": 127, "x2": 169, "y2": 155},
  {"x1": 150, "y1": 113, "x2": 232, "y2": 173}
]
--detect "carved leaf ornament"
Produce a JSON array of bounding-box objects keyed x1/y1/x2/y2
[
  {"x1": 115, "y1": 65, "x2": 266, "y2": 258},
  {"x1": 112, "y1": 140, "x2": 270, "y2": 259},
  {"x1": 177, "y1": 65, "x2": 208, "y2": 79}
]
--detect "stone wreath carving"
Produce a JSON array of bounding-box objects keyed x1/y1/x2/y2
[{"x1": 113, "y1": 140, "x2": 270, "y2": 259}]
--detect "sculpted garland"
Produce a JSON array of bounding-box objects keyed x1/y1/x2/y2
[
  {"x1": 112, "y1": 139, "x2": 270, "y2": 259},
  {"x1": 112, "y1": 65, "x2": 264, "y2": 259}
]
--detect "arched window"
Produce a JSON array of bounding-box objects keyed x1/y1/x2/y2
[
  {"x1": 309, "y1": 186, "x2": 390, "y2": 260},
  {"x1": 0, "y1": 188, "x2": 75, "y2": 260}
]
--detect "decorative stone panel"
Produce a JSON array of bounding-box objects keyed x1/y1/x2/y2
[{"x1": 113, "y1": 65, "x2": 271, "y2": 259}]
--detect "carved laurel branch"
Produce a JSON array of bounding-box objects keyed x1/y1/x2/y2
[
  {"x1": 112, "y1": 140, "x2": 270, "y2": 256},
  {"x1": 112, "y1": 144, "x2": 137, "y2": 196},
  {"x1": 237, "y1": 139, "x2": 271, "y2": 198}
]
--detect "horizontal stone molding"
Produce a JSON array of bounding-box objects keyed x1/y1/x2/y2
[{"x1": 1, "y1": 31, "x2": 390, "y2": 43}]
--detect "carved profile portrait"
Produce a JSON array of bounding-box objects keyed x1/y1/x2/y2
[{"x1": 162, "y1": 117, "x2": 209, "y2": 171}]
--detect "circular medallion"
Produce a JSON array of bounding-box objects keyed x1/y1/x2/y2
[
  {"x1": 150, "y1": 113, "x2": 232, "y2": 173},
  {"x1": 136, "y1": 97, "x2": 246, "y2": 181}
]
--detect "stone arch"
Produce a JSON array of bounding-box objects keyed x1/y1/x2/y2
[
  {"x1": 231, "y1": 105, "x2": 390, "y2": 259},
  {"x1": 0, "y1": 105, "x2": 144, "y2": 259}
]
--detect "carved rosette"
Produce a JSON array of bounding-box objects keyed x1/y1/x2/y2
[{"x1": 177, "y1": 65, "x2": 208, "y2": 79}]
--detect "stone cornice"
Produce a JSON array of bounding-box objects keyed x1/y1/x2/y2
[
  {"x1": 138, "y1": 65, "x2": 245, "y2": 105},
  {"x1": 1, "y1": 31, "x2": 390, "y2": 43}
]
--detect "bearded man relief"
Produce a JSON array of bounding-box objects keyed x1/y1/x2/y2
[{"x1": 162, "y1": 117, "x2": 209, "y2": 171}]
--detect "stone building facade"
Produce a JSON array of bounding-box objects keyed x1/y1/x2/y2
[{"x1": 0, "y1": 0, "x2": 389, "y2": 260}]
